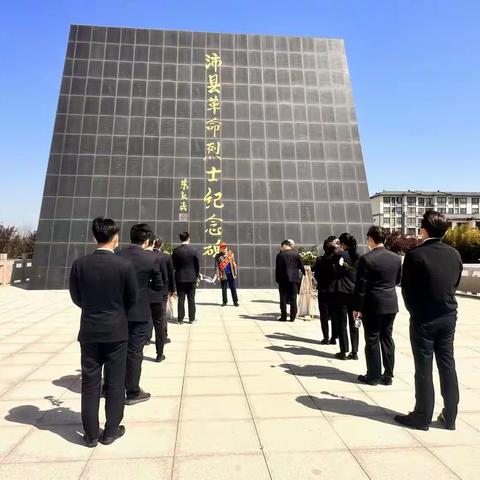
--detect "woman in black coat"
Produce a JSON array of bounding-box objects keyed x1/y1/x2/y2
[{"x1": 331, "y1": 233, "x2": 360, "y2": 360}]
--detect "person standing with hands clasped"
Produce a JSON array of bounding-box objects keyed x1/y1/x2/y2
[
  {"x1": 69, "y1": 217, "x2": 138, "y2": 447},
  {"x1": 275, "y1": 240, "x2": 306, "y2": 322},
  {"x1": 395, "y1": 211, "x2": 462, "y2": 431},
  {"x1": 353, "y1": 226, "x2": 402, "y2": 385},
  {"x1": 215, "y1": 242, "x2": 239, "y2": 307}
]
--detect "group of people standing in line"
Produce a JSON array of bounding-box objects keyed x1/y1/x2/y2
[
  {"x1": 70, "y1": 209, "x2": 463, "y2": 448},
  {"x1": 275, "y1": 210, "x2": 463, "y2": 432},
  {"x1": 69, "y1": 219, "x2": 239, "y2": 447}
]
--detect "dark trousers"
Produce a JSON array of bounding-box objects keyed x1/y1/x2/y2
[
  {"x1": 177, "y1": 282, "x2": 196, "y2": 322},
  {"x1": 410, "y1": 315, "x2": 459, "y2": 426},
  {"x1": 221, "y1": 272, "x2": 238, "y2": 304},
  {"x1": 80, "y1": 341, "x2": 127, "y2": 439},
  {"x1": 125, "y1": 321, "x2": 150, "y2": 397},
  {"x1": 330, "y1": 295, "x2": 359, "y2": 353},
  {"x1": 363, "y1": 312, "x2": 396, "y2": 380},
  {"x1": 151, "y1": 300, "x2": 167, "y2": 356},
  {"x1": 318, "y1": 297, "x2": 329, "y2": 340},
  {"x1": 279, "y1": 282, "x2": 298, "y2": 321}
]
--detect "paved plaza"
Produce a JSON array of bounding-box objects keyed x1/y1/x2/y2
[{"x1": 0, "y1": 286, "x2": 479, "y2": 479}]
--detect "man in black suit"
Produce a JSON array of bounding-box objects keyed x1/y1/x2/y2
[
  {"x1": 395, "y1": 211, "x2": 463, "y2": 431},
  {"x1": 172, "y1": 232, "x2": 200, "y2": 324},
  {"x1": 117, "y1": 224, "x2": 163, "y2": 405},
  {"x1": 275, "y1": 240, "x2": 306, "y2": 322},
  {"x1": 149, "y1": 237, "x2": 175, "y2": 362},
  {"x1": 354, "y1": 226, "x2": 402, "y2": 385},
  {"x1": 69, "y1": 217, "x2": 138, "y2": 447}
]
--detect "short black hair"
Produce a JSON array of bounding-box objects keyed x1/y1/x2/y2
[
  {"x1": 92, "y1": 217, "x2": 119, "y2": 244},
  {"x1": 323, "y1": 235, "x2": 337, "y2": 254},
  {"x1": 179, "y1": 231, "x2": 190, "y2": 242},
  {"x1": 421, "y1": 210, "x2": 449, "y2": 238},
  {"x1": 281, "y1": 239, "x2": 291, "y2": 247},
  {"x1": 339, "y1": 233, "x2": 357, "y2": 250},
  {"x1": 154, "y1": 237, "x2": 164, "y2": 249},
  {"x1": 130, "y1": 223, "x2": 153, "y2": 245},
  {"x1": 367, "y1": 226, "x2": 387, "y2": 244}
]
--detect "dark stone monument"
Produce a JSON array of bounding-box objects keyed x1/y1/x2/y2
[{"x1": 31, "y1": 25, "x2": 372, "y2": 289}]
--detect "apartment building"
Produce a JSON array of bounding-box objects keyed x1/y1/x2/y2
[{"x1": 371, "y1": 190, "x2": 480, "y2": 236}]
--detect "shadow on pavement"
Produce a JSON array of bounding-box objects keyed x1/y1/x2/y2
[
  {"x1": 239, "y1": 313, "x2": 280, "y2": 322},
  {"x1": 267, "y1": 344, "x2": 336, "y2": 359},
  {"x1": 250, "y1": 299, "x2": 278, "y2": 304},
  {"x1": 52, "y1": 371, "x2": 81, "y2": 394},
  {"x1": 296, "y1": 391, "x2": 402, "y2": 425},
  {"x1": 279, "y1": 362, "x2": 360, "y2": 383},
  {"x1": 266, "y1": 332, "x2": 326, "y2": 345},
  {"x1": 5, "y1": 401, "x2": 85, "y2": 446}
]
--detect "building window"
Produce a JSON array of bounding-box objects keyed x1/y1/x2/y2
[
  {"x1": 407, "y1": 207, "x2": 415, "y2": 214},
  {"x1": 407, "y1": 197, "x2": 416, "y2": 205},
  {"x1": 407, "y1": 228, "x2": 416, "y2": 236},
  {"x1": 460, "y1": 197, "x2": 467, "y2": 204},
  {"x1": 390, "y1": 218, "x2": 396, "y2": 227},
  {"x1": 472, "y1": 197, "x2": 479, "y2": 205},
  {"x1": 407, "y1": 218, "x2": 416, "y2": 226},
  {"x1": 383, "y1": 207, "x2": 390, "y2": 214},
  {"x1": 425, "y1": 197, "x2": 433, "y2": 207},
  {"x1": 438, "y1": 207, "x2": 447, "y2": 213},
  {"x1": 472, "y1": 208, "x2": 479, "y2": 214},
  {"x1": 455, "y1": 198, "x2": 459, "y2": 205},
  {"x1": 460, "y1": 208, "x2": 467, "y2": 214},
  {"x1": 448, "y1": 208, "x2": 454, "y2": 214},
  {"x1": 383, "y1": 196, "x2": 391, "y2": 204},
  {"x1": 396, "y1": 207, "x2": 403, "y2": 214},
  {"x1": 418, "y1": 198, "x2": 425, "y2": 206},
  {"x1": 437, "y1": 197, "x2": 446, "y2": 204},
  {"x1": 455, "y1": 208, "x2": 459, "y2": 214}
]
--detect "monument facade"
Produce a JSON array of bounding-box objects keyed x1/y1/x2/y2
[{"x1": 32, "y1": 25, "x2": 372, "y2": 289}]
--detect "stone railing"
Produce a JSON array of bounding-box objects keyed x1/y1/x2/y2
[{"x1": 458, "y1": 264, "x2": 480, "y2": 296}]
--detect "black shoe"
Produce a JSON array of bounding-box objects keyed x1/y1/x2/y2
[
  {"x1": 394, "y1": 413, "x2": 429, "y2": 431},
  {"x1": 437, "y1": 411, "x2": 456, "y2": 430},
  {"x1": 83, "y1": 435, "x2": 98, "y2": 448},
  {"x1": 156, "y1": 354, "x2": 166, "y2": 363},
  {"x1": 289, "y1": 318, "x2": 296, "y2": 322},
  {"x1": 320, "y1": 339, "x2": 329, "y2": 345},
  {"x1": 101, "y1": 425, "x2": 126, "y2": 445},
  {"x1": 277, "y1": 316, "x2": 287, "y2": 322},
  {"x1": 358, "y1": 374, "x2": 379, "y2": 386},
  {"x1": 221, "y1": 303, "x2": 227, "y2": 307},
  {"x1": 347, "y1": 352, "x2": 358, "y2": 360},
  {"x1": 329, "y1": 338, "x2": 336, "y2": 345},
  {"x1": 380, "y1": 375, "x2": 393, "y2": 386},
  {"x1": 335, "y1": 352, "x2": 347, "y2": 360},
  {"x1": 234, "y1": 303, "x2": 239, "y2": 307},
  {"x1": 125, "y1": 389, "x2": 151, "y2": 405},
  {"x1": 165, "y1": 338, "x2": 171, "y2": 344},
  {"x1": 189, "y1": 319, "x2": 197, "y2": 324},
  {"x1": 177, "y1": 320, "x2": 184, "y2": 324}
]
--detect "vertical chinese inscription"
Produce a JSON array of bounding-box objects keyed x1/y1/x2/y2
[
  {"x1": 178, "y1": 178, "x2": 189, "y2": 222},
  {"x1": 203, "y1": 52, "x2": 224, "y2": 256}
]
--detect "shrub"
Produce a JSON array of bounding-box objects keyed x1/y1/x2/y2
[
  {"x1": 385, "y1": 231, "x2": 420, "y2": 254},
  {"x1": 0, "y1": 225, "x2": 36, "y2": 259},
  {"x1": 443, "y1": 225, "x2": 480, "y2": 263}
]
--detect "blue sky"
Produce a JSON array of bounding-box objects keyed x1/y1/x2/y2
[{"x1": 1, "y1": 0, "x2": 479, "y2": 229}]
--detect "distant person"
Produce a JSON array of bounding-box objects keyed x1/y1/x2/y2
[
  {"x1": 312, "y1": 236, "x2": 337, "y2": 344},
  {"x1": 69, "y1": 217, "x2": 138, "y2": 447},
  {"x1": 333, "y1": 232, "x2": 360, "y2": 360},
  {"x1": 172, "y1": 232, "x2": 200, "y2": 324},
  {"x1": 117, "y1": 224, "x2": 163, "y2": 405},
  {"x1": 149, "y1": 237, "x2": 175, "y2": 362},
  {"x1": 395, "y1": 211, "x2": 463, "y2": 431},
  {"x1": 354, "y1": 226, "x2": 402, "y2": 385},
  {"x1": 215, "y1": 242, "x2": 239, "y2": 307},
  {"x1": 275, "y1": 240, "x2": 305, "y2": 322}
]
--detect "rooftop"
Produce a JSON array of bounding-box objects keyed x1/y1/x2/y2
[{"x1": 371, "y1": 190, "x2": 480, "y2": 198}]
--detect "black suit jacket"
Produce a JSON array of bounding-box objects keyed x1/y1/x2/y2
[
  {"x1": 117, "y1": 245, "x2": 163, "y2": 322},
  {"x1": 312, "y1": 253, "x2": 336, "y2": 298},
  {"x1": 172, "y1": 244, "x2": 200, "y2": 283},
  {"x1": 333, "y1": 251, "x2": 358, "y2": 296},
  {"x1": 401, "y1": 239, "x2": 463, "y2": 321},
  {"x1": 354, "y1": 246, "x2": 402, "y2": 315},
  {"x1": 150, "y1": 249, "x2": 175, "y2": 302},
  {"x1": 69, "y1": 250, "x2": 139, "y2": 343},
  {"x1": 275, "y1": 249, "x2": 306, "y2": 285}
]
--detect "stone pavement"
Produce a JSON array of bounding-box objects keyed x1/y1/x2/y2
[{"x1": 0, "y1": 286, "x2": 479, "y2": 479}]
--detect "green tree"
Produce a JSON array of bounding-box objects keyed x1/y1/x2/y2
[
  {"x1": 0, "y1": 225, "x2": 36, "y2": 259},
  {"x1": 443, "y1": 225, "x2": 480, "y2": 263}
]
